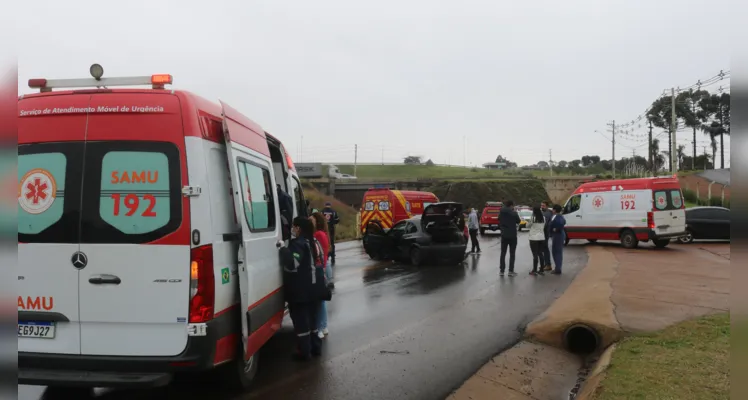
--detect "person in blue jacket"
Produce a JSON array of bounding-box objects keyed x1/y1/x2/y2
[
  {"x1": 282, "y1": 217, "x2": 322, "y2": 361},
  {"x1": 549, "y1": 204, "x2": 566, "y2": 275}
]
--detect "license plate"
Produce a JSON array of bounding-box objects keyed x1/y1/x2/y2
[{"x1": 18, "y1": 321, "x2": 55, "y2": 339}]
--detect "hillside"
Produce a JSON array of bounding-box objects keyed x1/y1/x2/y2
[
  {"x1": 335, "y1": 164, "x2": 560, "y2": 180},
  {"x1": 427, "y1": 180, "x2": 550, "y2": 209}
]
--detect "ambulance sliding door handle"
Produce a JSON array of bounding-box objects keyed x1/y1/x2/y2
[
  {"x1": 575, "y1": 215, "x2": 582, "y2": 218},
  {"x1": 89, "y1": 274, "x2": 121, "y2": 285}
]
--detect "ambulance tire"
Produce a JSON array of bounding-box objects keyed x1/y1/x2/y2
[
  {"x1": 652, "y1": 239, "x2": 670, "y2": 248},
  {"x1": 221, "y1": 341, "x2": 259, "y2": 391},
  {"x1": 620, "y1": 230, "x2": 639, "y2": 249},
  {"x1": 42, "y1": 387, "x2": 94, "y2": 399},
  {"x1": 480, "y1": 228, "x2": 486, "y2": 235},
  {"x1": 587, "y1": 239, "x2": 598, "y2": 243}
]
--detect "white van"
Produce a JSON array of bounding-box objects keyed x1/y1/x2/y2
[
  {"x1": 18, "y1": 69, "x2": 307, "y2": 393},
  {"x1": 562, "y1": 176, "x2": 687, "y2": 248}
]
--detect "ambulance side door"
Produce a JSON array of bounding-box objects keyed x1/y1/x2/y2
[
  {"x1": 562, "y1": 193, "x2": 584, "y2": 238},
  {"x1": 221, "y1": 101, "x2": 284, "y2": 361}
]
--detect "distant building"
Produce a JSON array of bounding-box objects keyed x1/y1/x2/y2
[{"x1": 482, "y1": 162, "x2": 507, "y2": 170}]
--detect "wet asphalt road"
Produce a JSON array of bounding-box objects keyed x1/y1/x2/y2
[{"x1": 20, "y1": 233, "x2": 588, "y2": 400}]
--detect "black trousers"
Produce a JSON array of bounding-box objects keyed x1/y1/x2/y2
[
  {"x1": 529, "y1": 240, "x2": 546, "y2": 272},
  {"x1": 542, "y1": 236, "x2": 552, "y2": 266},
  {"x1": 500, "y1": 237, "x2": 518, "y2": 272},
  {"x1": 469, "y1": 229, "x2": 480, "y2": 252},
  {"x1": 329, "y1": 226, "x2": 336, "y2": 261},
  {"x1": 288, "y1": 301, "x2": 322, "y2": 357}
]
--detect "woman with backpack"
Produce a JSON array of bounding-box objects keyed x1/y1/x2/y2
[
  {"x1": 310, "y1": 212, "x2": 332, "y2": 339},
  {"x1": 527, "y1": 206, "x2": 547, "y2": 276}
]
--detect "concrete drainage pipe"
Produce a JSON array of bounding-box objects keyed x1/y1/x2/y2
[{"x1": 563, "y1": 324, "x2": 600, "y2": 355}]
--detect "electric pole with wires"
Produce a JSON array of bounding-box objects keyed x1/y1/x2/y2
[
  {"x1": 648, "y1": 120, "x2": 654, "y2": 176},
  {"x1": 607, "y1": 120, "x2": 616, "y2": 178}
]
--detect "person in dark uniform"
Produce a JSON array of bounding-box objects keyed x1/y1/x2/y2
[
  {"x1": 322, "y1": 202, "x2": 340, "y2": 265},
  {"x1": 498, "y1": 200, "x2": 521, "y2": 276},
  {"x1": 549, "y1": 204, "x2": 567, "y2": 275},
  {"x1": 282, "y1": 217, "x2": 322, "y2": 361}
]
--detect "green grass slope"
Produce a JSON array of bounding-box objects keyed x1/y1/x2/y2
[{"x1": 426, "y1": 180, "x2": 550, "y2": 209}]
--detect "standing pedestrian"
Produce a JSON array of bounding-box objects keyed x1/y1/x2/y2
[
  {"x1": 527, "y1": 207, "x2": 547, "y2": 276},
  {"x1": 310, "y1": 212, "x2": 332, "y2": 338},
  {"x1": 549, "y1": 204, "x2": 567, "y2": 275},
  {"x1": 467, "y1": 207, "x2": 481, "y2": 253},
  {"x1": 322, "y1": 202, "x2": 340, "y2": 266},
  {"x1": 540, "y1": 201, "x2": 553, "y2": 272},
  {"x1": 499, "y1": 200, "x2": 521, "y2": 277},
  {"x1": 282, "y1": 217, "x2": 322, "y2": 361}
]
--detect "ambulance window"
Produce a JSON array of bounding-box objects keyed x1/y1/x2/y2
[
  {"x1": 364, "y1": 201, "x2": 375, "y2": 211},
  {"x1": 654, "y1": 191, "x2": 668, "y2": 210},
  {"x1": 18, "y1": 152, "x2": 67, "y2": 235},
  {"x1": 378, "y1": 201, "x2": 390, "y2": 211},
  {"x1": 565, "y1": 195, "x2": 581, "y2": 213},
  {"x1": 99, "y1": 151, "x2": 171, "y2": 234},
  {"x1": 406, "y1": 202, "x2": 411, "y2": 212},
  {"x1": 80, "y1": 142, "x2": 182, "y2": 244},
  {"x1": 237, "y1": 161, "x2": 276, "y2": 231},
  {"x1": 670, "y1": 190, "x2": 683, "y2": 209},
  {"x1": 291, "y1": 176, "x2": 304, "y2": 218}
]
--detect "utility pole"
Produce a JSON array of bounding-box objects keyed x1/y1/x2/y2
[
  {"x1": 648, "y1": 120, "x2": 654, "y2": 176},
  {"x1": 549, "y1": 149, "x2": 553, "y2": 177},
  {"x1": 607, "y1": 120, "x2": 616, "y2": 178},
  {"x1": 691, "y1": 91, "x2": 697, "y2": 171},
  {"x1": 670, "y1": 88, "x2": 677, "y2": 173},
  {"x1": 703, "y1": 145, "x2": 708, "y2": 170},
  {"x1": 354, "y1": 144, "x2": 358, "y2": 177}
]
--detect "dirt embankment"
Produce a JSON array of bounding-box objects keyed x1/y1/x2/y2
[
  {"x1": 427, "y1": 180, "x2": 551, "y2": 209},
  {"x1": 303, "y1": 185, "x2": 359, "y2": 241}
]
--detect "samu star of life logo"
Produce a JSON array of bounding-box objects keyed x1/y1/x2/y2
[
  {"x1": 18, "y1": 168, "x2": 57, "y2": 214},
  {"x1": 592, "y1": 195, "x2": 604, "y2": 210}
]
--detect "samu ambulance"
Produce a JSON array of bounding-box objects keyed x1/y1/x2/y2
[
  {"x1": 18, "y1": 66, "x2": 307, "y2": 393},
  {"x1": 561, "y1": 176, "x2": 687, "y2": 248}
]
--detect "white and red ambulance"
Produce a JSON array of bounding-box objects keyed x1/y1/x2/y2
[
  {"x1": 18, "y1": 66, "x2": 307, "y2": 393},
  {"x1": 561, "y1": 176, "x2": 687, "y2": 248}
]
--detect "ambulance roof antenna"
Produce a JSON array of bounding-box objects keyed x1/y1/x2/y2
[{"x1": 89, "y1": 64, "x2": 107, "y2": 89}]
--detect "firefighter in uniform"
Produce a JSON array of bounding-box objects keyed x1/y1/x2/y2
[{"x1": 322, "y1": 202, "x2": 340, "y2": 265}]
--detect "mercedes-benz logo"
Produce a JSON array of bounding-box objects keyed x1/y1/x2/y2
[{"x1": 71, "y1": 251, "x2": 88, "y2": 269}]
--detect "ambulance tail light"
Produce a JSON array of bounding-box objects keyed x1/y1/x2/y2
[
  {"x1": 284, "y1": 148, "x2": 295, "y2": 171},
  {"x1": 189, "y1": 244, "x2": 215, "y2": 323},
  {"x1": 647, "y1": 212, "x2": 655, "y2": 230}
]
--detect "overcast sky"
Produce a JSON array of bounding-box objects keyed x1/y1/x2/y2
[{"x1": 14, "y1": 0, "x2": 732, "y2": 167}]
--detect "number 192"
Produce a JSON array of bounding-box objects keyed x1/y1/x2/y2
[
  {"x1": 111, "y1": 193, "x2": 157, "y2": 217},
  {"x1": 621, "y1": 200, "x2": 635, "y2": 210}
]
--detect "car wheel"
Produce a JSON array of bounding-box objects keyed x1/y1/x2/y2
[
  {"x1": 677, "y1": 231, "x2": 694, "y2": 244},
  {"x1": 221, "y1": 340, "x2": 259, "y2": 391},
  {"x1": 43, "y1": 387, "x2": 94, "y2": 399},
  {"x1": 620, "y1": 229, "x2": 638, "y2": 249},
  {"x1": 410, "y1": 247, "x2": 423, "y2": 266}
]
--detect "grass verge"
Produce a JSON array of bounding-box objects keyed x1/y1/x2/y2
[
  {"x1": 593, "y1": 313, "x2": 729, "y2": 400},
  {"x1": 303, "y1": 186, "x2": 358, "y2": 242}
]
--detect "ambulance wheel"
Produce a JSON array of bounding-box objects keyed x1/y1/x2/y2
[
  {"x1": 620, "y1": 230, "x2": 639, "y2": 249},
  {"x1": 222, "y1": 342, "x2": 259, "y2": 391},
  {"x1": 42, "y1": 387, "x2": 94, "y2": 399},
  {"x1": 410, "y1": 247, "x2": 423, "y2": 266},
  {"x1": 652, "y1": 239, "x2": 670, "y2": 248},
  {"x1": 587, "y1": 239, "x2": 598, "y2": 243},
  {"x1": 480, "y1": 228, "x2": 486, "y2": 235}
]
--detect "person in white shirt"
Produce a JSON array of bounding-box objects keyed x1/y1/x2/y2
[
  {"x1": 527, "y1": 206, "x2": 547, "y2": 276},
  {"x1": 467, "y1": 208, "x2": 481, "y2": 253}
]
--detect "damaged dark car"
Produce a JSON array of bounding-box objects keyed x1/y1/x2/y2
[{"x1": 363, "y1": 202, "x2": 468, "y2": 266}]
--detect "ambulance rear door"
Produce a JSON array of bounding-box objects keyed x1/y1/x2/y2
[{"x1": 18, "y1": 94, "x2": 89, "y2": 355}]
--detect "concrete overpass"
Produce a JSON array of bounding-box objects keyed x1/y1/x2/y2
[{"x1": 307, "y1": 176, "x2": 595, "y2": 208}]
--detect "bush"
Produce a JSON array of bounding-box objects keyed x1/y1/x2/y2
[
  {"x1": 699, "y1": 196, "x2": 729, "y2": 208},
  {"x1": 682, "y1": 189, "x2": 698, "y2": 204},
  {"x1": 304, "y1": 187, "x2": 359, "y2": 241}
]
